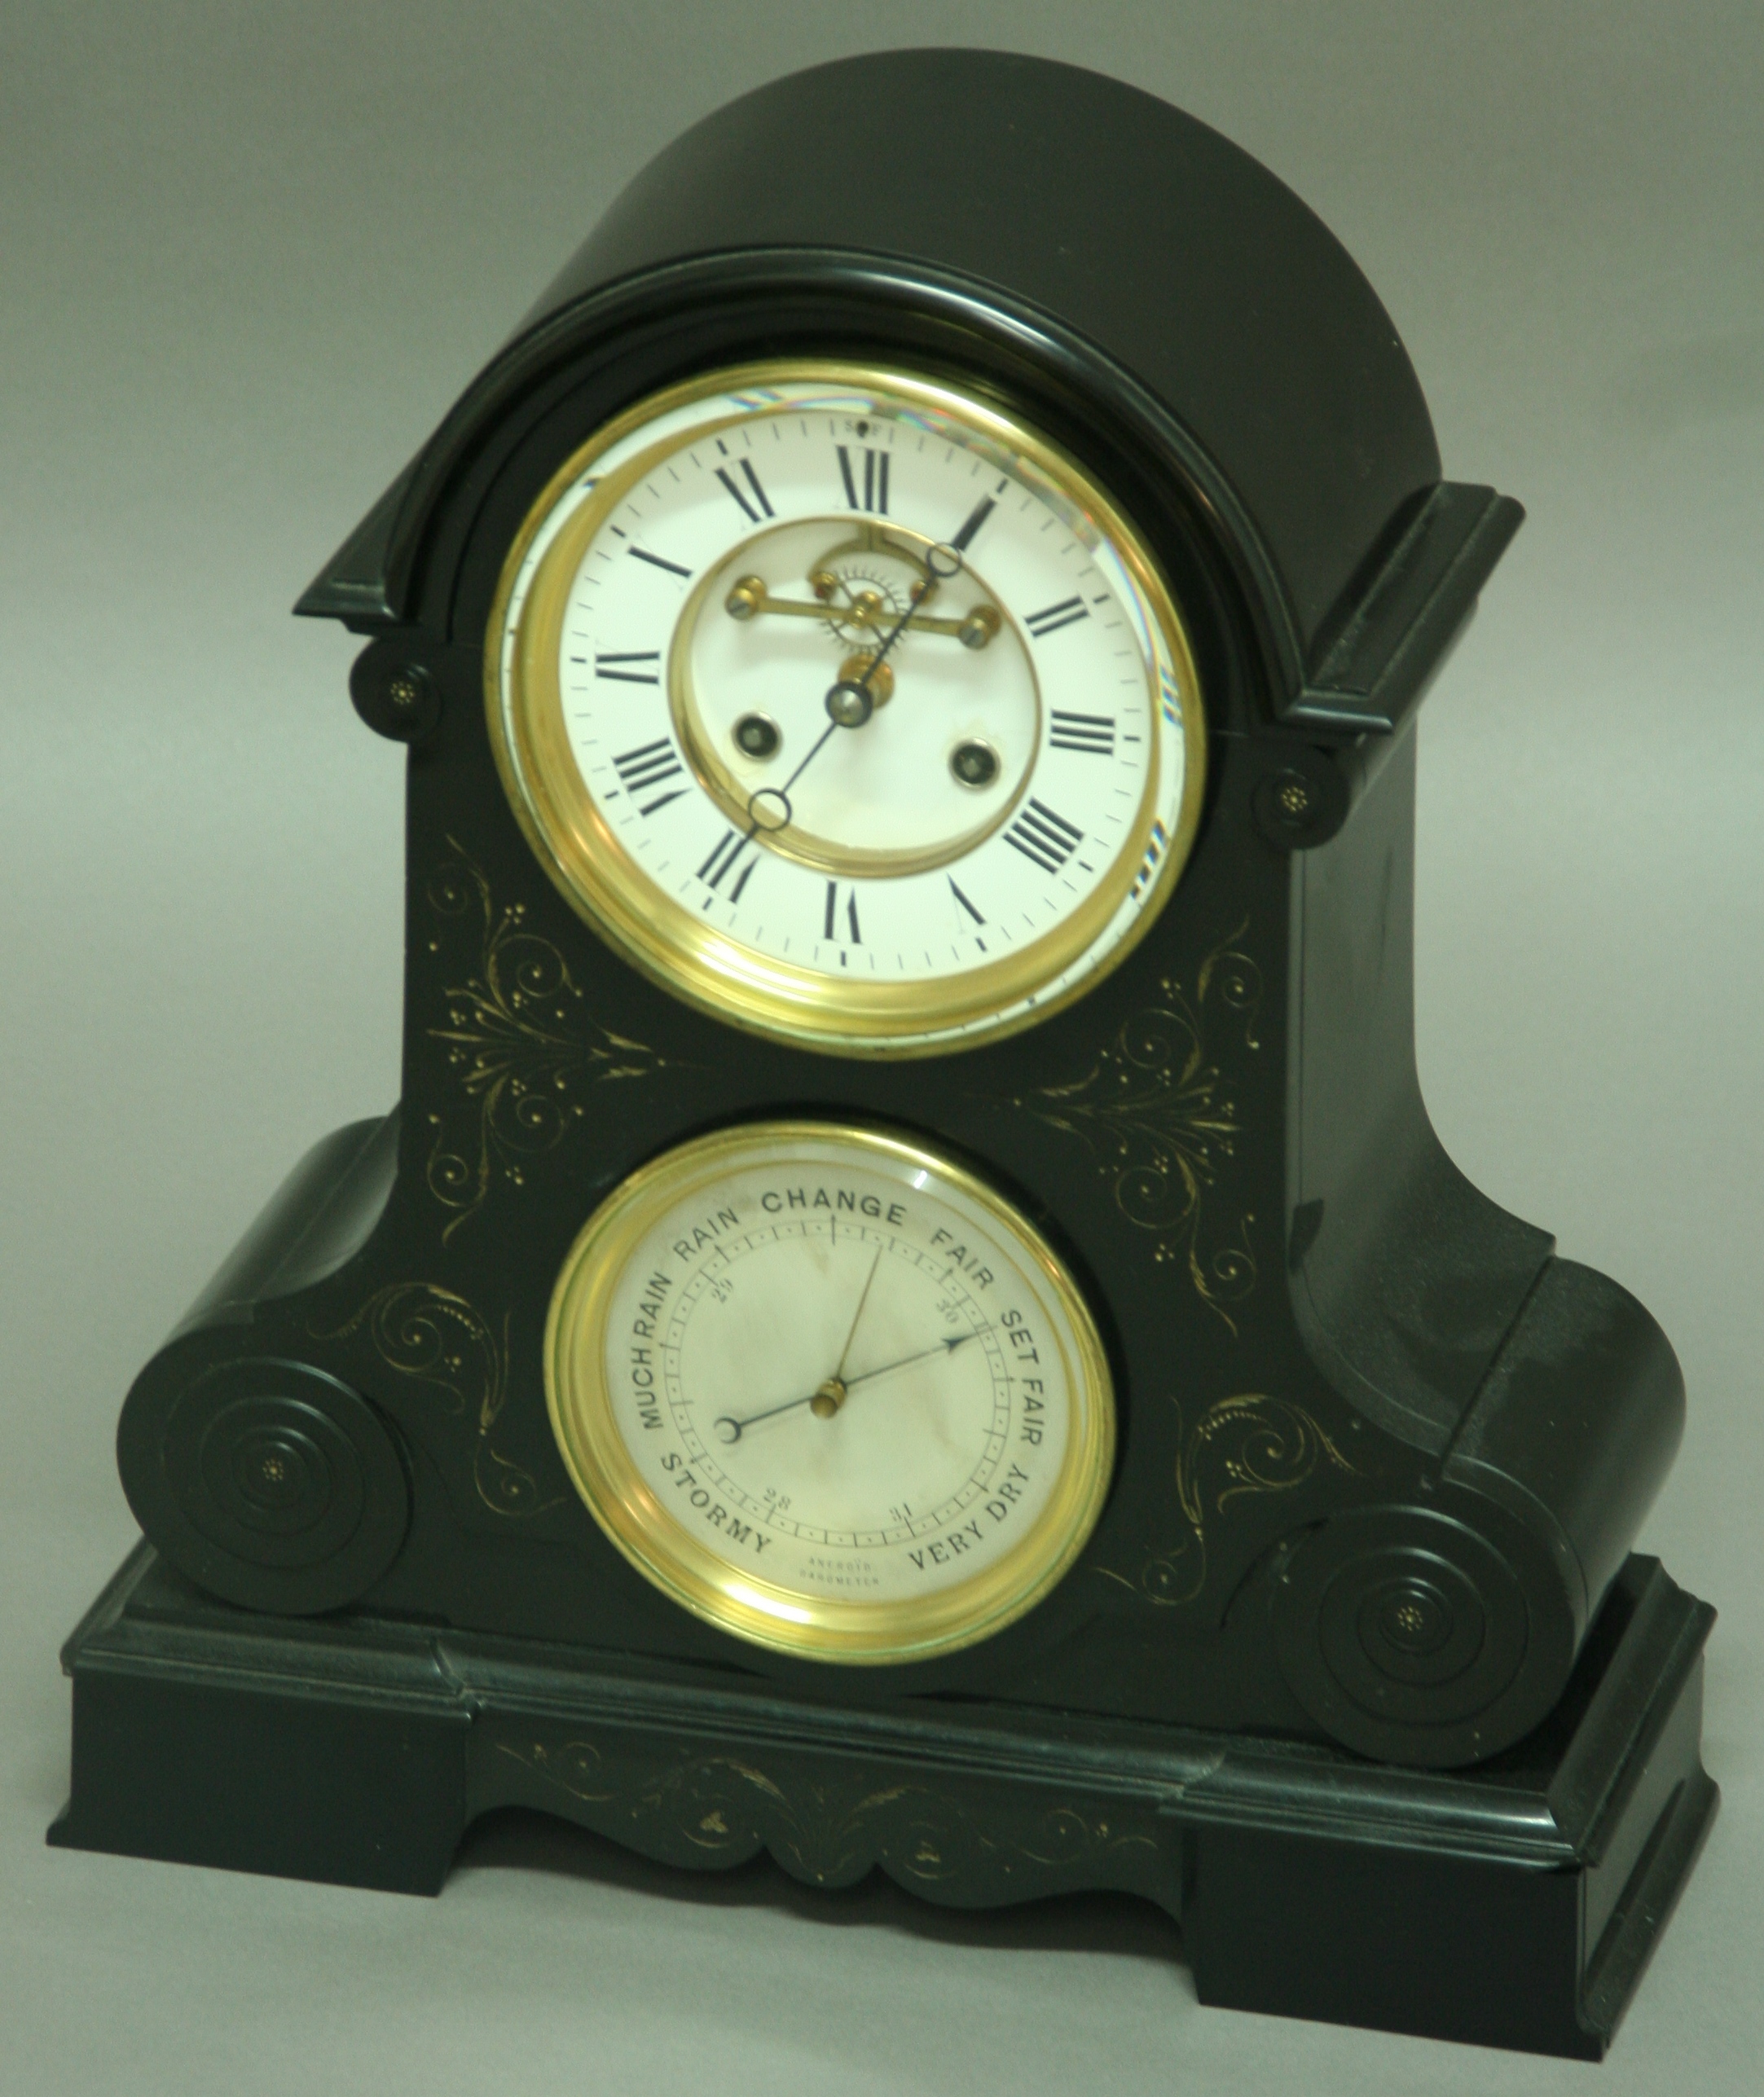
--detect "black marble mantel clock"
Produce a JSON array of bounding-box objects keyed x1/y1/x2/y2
[{"x1": 52, "y1": 51, "x2": 1716, "y2": 2060}]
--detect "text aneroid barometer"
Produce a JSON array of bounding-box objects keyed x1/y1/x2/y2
[
  {"x1": 488, "y1": 363, "x2": 1206, "y2": 1054},
  {"x1": 546, "y1": 1121, "x2": 1114, "y2": 1661}
]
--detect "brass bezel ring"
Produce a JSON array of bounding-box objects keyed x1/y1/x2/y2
[
  {"x1": 486, "y1": 360, "x2": 1208, "y2": 1057},
  {"x1": 544, "y1": 1119, "x2": 1117, "y2": 1664}
]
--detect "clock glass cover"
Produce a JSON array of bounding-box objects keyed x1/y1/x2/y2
[
  {"x1": 545, "y1": 1121, "x2": 1115, "y2": 1662},
  {"x1": 488, "y1": 362, "x2": 1206, "y2": 1053}
]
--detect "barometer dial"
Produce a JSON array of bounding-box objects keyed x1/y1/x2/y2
[
  {"x1": 545, "y1": 1121, "x2": 1115, "y2": 1662},
  {"x1": 488, "y1": 362, "x2": 1205, "y2": 1055}
]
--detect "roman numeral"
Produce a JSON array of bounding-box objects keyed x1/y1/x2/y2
[
  {"x1": 949, "y1": 495, "x2": 996, "y2": 552},
  {"x1": 948, "y1": 877, "x2": 986, "y2": 925},
  {"x1": 628, "y1": 546, "x2": 692, "y2": 578},
  {"x1": 715, "y1": 459, "x2": 774, "y2": 525},
  {"x1": 611, "y1": 737, "x2": 688, "y2": 816},
  {"x1": 836, "y1": 444, "x2": 890, "y2": 513},
  {"x1": 595, "y1": 650, "x2": 661, "y2": 685},
  {"x1": 697, "y1": 828, "x2": 759, "y2": 900},
  {"x1": 1132, "y1": 819, "x2": 1168, "y2": 901},
  {"x1": 824, "y1": 881, "x2": 861, "y2": 944},
  {"x1": 1004, "y1": 798, "x2": 1084, "y2": 874},
  {"x1": 1024, "y1": 595, "x2": 1089, "y2": 640},
  {"x1": 1048, "y1": 709, "x2": 1115, "y2": 755}
]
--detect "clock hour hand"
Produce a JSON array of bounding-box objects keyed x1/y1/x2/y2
[{"x1": 710, "y1": 1326, "x2": 991, "y2": 1444}]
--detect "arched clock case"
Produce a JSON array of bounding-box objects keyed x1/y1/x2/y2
[{"x1": 51, "y1": 51, "x2": 1715, "y2": 2062}]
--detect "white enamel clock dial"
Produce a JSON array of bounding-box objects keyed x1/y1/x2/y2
[
  {"x1": 488, "y1": 362, "x2": 1206, "y2": 1054},
  {"x1": 545, "y1": 1122, "x2": 1115, "y2": 1662}
]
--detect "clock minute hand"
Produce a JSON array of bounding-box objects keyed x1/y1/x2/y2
[
  {"x1": 824, "y1": 567, "x2": 938, "y2": 728},
  {"x1": 753, "y1": 500, "x2": 996, "y2": 807},
  {"x1": 823, "y1": 507, "x2": 988, "y2": 730},
  {"x1": 710, "y1": 1326, "x2": 991, "y2": 1444}
]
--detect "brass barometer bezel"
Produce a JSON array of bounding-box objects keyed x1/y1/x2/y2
[
  {"x1": 485, "y1": 359, "x2": 1208, "y2": 1057},
  {"x1": 544, "y1": 1120, "x2": 1117, "y2": 1664}
]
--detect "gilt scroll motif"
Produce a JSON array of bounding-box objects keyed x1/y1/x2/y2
[
  {"x1": 1016, "y1": 921, "x2": 1263, "y2": 1330},
  {"x1": 424, "y1": 838, "x2": 670, "y2": 1240},
  {"x1": 1096, "y1": 1392, "x2": 1357, "y2": 1607},
  {"x1": 318, "y1": 1281, "x2": 565, "y2": 1519},
  {"x1": 490, "y1": 1732, "x2": 1165, "y2": 1901}
]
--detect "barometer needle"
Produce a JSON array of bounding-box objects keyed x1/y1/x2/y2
[
  {"x1": 711, "y1": 1327, "x2": 991, "y2": 1444},
  {"x1": 832, "y1": 1245, "x2": 884, "y2": 1384}
]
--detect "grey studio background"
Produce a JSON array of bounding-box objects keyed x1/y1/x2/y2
[{"x1": 2, "y1": 4, "x2": 1758, "y2": 2092}]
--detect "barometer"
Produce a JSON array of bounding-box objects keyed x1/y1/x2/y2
[
  {"x1": 544, "y1": 1120, "x2": 1114, "y2": 1661},
  {"x1": 53, "y1": 49, "x2": 1715, "y2": 2063}
]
